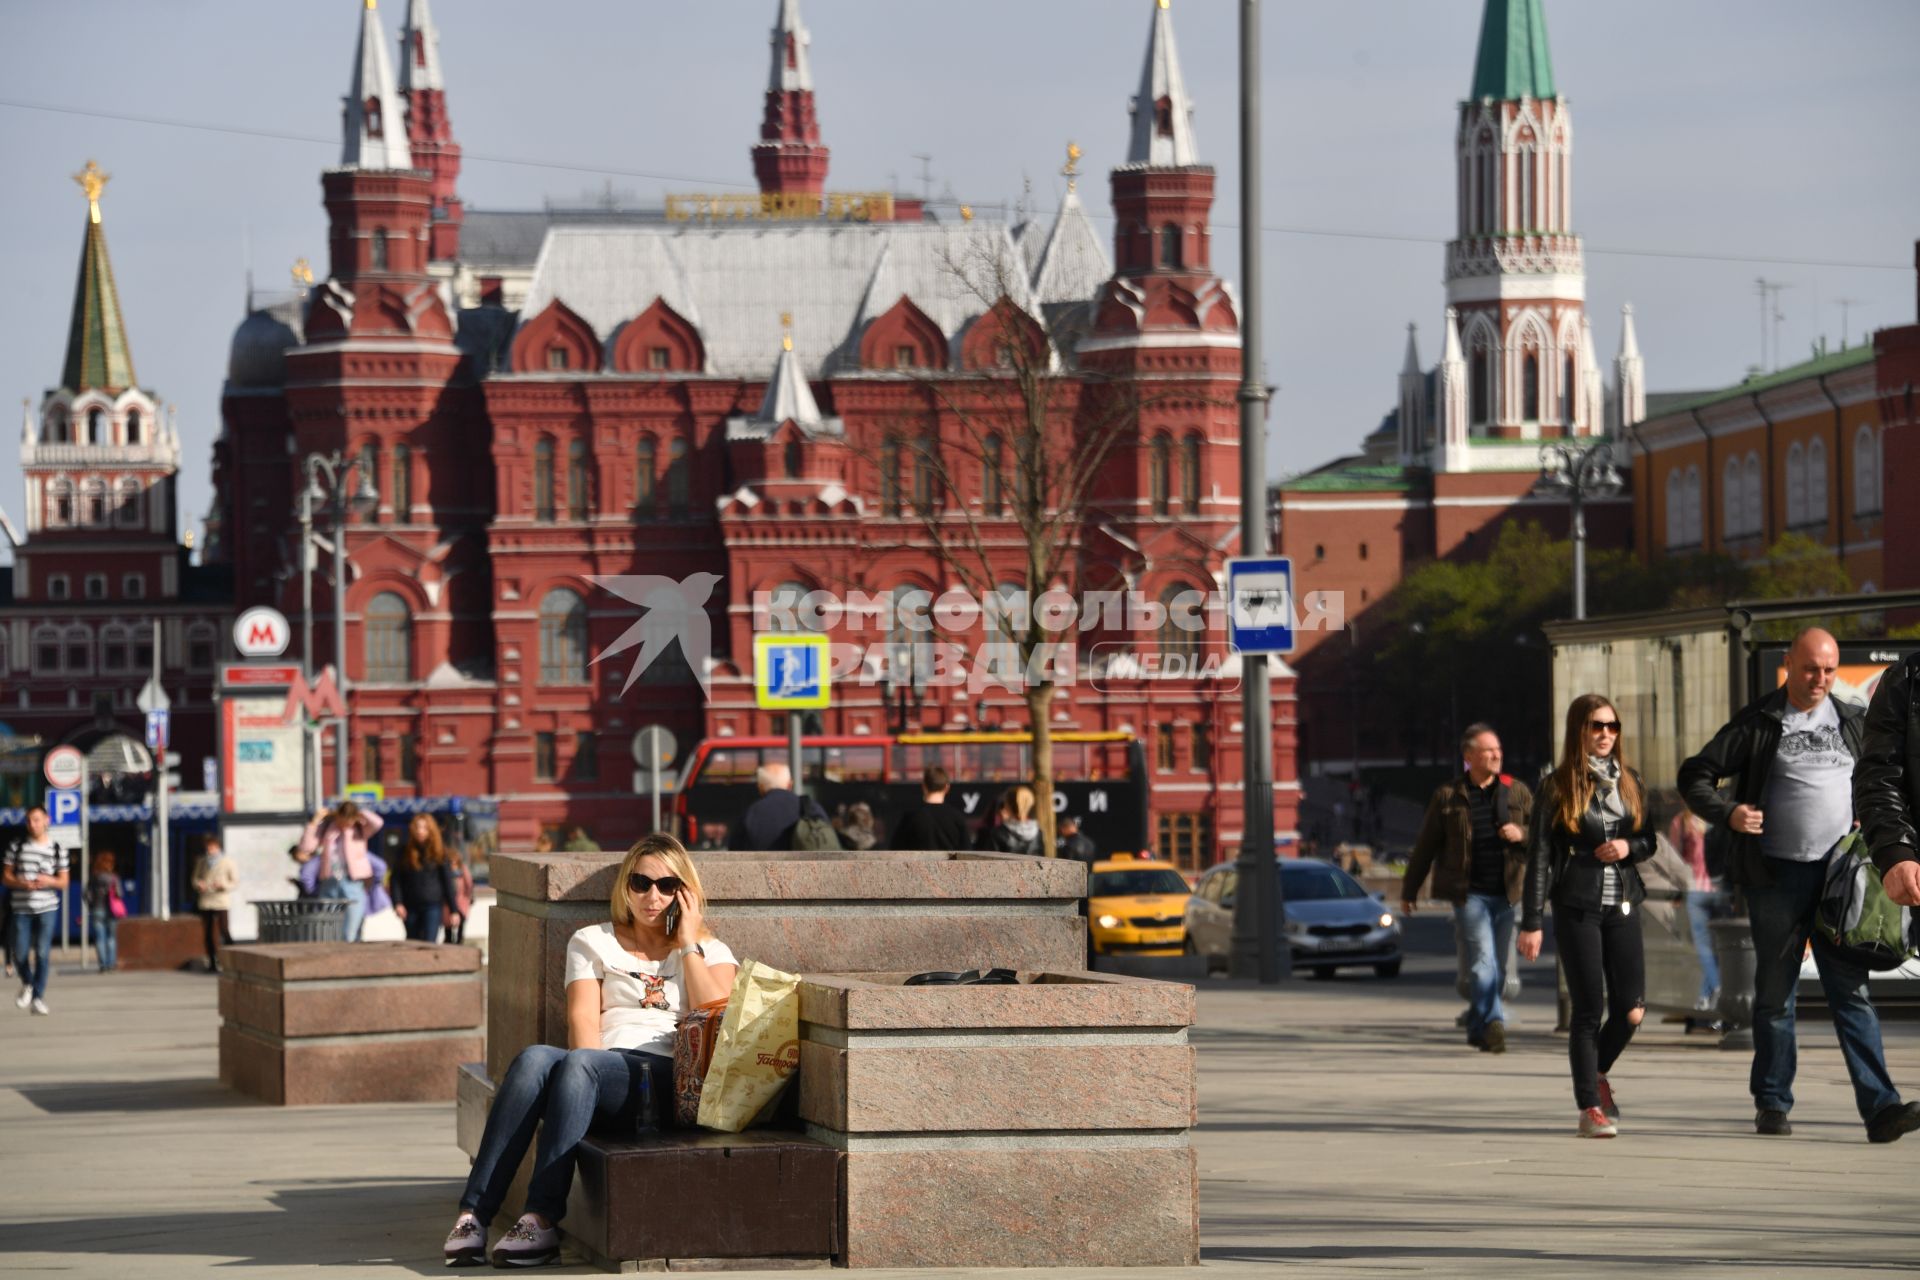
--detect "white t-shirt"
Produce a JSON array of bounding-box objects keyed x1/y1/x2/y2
[
  {"x1": 563, "y1": 923, "x2": 738, "y2": 1055},
  {"x1": 1761, "y1": 696, "x2": 1855, "y2": 862}
]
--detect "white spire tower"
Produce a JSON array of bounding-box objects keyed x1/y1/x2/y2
[
  {"x1": 1398, "y1": 324, "x2": 1426, "y2": 463},
  {"x1": 342, "y1": 0, "x2": 413, "y2": 170},
  {"x1": 1612, "y1": 303, "x2": 1645, "y2": 435},
  {"x1": 1435, "y1": 308, "x2": 1469, "y2": 473},
  {"x1": 399, "y1": 0, "x2": 444, "y2": 92},
  {"x1": 1128, "y1": 0, "x2": 1200, "y2": 167}
]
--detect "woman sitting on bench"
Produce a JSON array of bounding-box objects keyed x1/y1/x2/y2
[{"x1": 446, "y1": 834, "x2": 738, "y2": 1268}]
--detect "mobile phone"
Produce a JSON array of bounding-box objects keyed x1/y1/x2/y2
[{"x1": 664, "y1": 902, "x2": 680, "y2": 936}]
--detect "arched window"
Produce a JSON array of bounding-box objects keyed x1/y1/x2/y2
[
  {"x1": 125, "y1": 408, "x2": 143, "y2": 445},
  {"x1": 391, "y1": 443, "x2": 411, "y2": 518},
  {"x1": 1666, "y1": 470, "x2": 1685, "y2": 549},
  {"x1": 533, "y1": 438, "x2": 555, "y2": 521},
  {"x1": 1682, "y1": 465, "x2": 1702, "y2": 548},
  {"x1": 1470, "y1": 348, "x2": 1491, "y2": 425},
  {"x1": 1149, "y1": 437, "x2": 1170, "y2": 516},
  {"x1": 983, "y1": 434, "x2": 1004, "y2": 515},
  {"x1": 1805, "y1": 437, "x2": 1827, "y2": 525},
  {"x1": 371, "y1": 228, "x2": 389, "y2": 271},
  {"x1": 1180, "y1": 435, "x2": 1202, "y2": 511},
  {"x1": 1521, "y1": 352, "x2": 1541, "y2": 421},
  {"x1": 1519, "y1": 145, "x2": 1536, "y2": 229},
  {"x1": 666, "y1": 439, "x2": 690, "y2": 518},
  {"x1": 64, "y1": 625, "x2": 92, "y2": 674},
  {"x1": 358, "y1": 442, "x2": 380, "y2": 522},
  {"x1": 538, "y1": 588, "x2": 589, "y2": 685},
  {"x1": 114, "y1": 477, "x2": 142, "y2": 528},
  {"x1": 784, "y1": 439, "x2": 804, "y2": 480},
  {"x1": 1722, "y1": 456, "x2": 1744, "y2": 539},
  {"x1": 47, "y1": 479, "x2": 74, "y2": 527},
  {"x1": 44, "y1": 409, "x2": 68, "y2": 445},
  {"x1": 364, "y1": 592, "x2": 411, "y2": 683},
  {"x1": 34, "y1": 625, "x2": 61, "y2": 672},
  {"x1": 81, "y1": 479, "x2": 107, "y2": 525},
  {"x1": 1561, "y1": 353, "x2": 1576, "y2": 426},
  {"x1": 567, "y1": 439, "x2": 590, "y2": 520},
  {"x1": 1741, "y1": 452, "x2": 1762, "y2": 538},
  {"x1": 635, "y1": 437, "x2": 656, "y2": 517},
  {"x1": 1160, "y1": 224, "x2": 1183, "y2": 269},
  {"x1": 364, "y1": 96, "x2": 383, "y2": 138},
  {"x1": 100, "y1": 624, "x2": 131, "y2": 672},
  {"x1": 1785, "y1": 442, "x2": 1807, "y2": 528},
  {"x1": 912, "y1": 441, "x2": 936, "y2": 515},
  {"x1": 879, "y1": 437, "x2": 901, "y2": 516},
  {"x1": 1157, "y1": 584, "x2": 1204, "y2": 662},
  {"x1": 1854, "y1": 424, "x2": 1882, "y2": 516},
  {"x1": 85, "y1": 407, "x2": 105, "y2": 445}
]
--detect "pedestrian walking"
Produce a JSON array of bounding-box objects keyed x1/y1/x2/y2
[
  {"x1": 84, "y1": 853, "x2": 124, "y2": 972},
  {"x1": 735, "y1": 762, "x2": 836, "y2": 851},
  {"x1": 1859, "y1": 643, "x2": 1920, "y2": 899},
  {"x1": 294, "y1": 801, "x2": 385, "y2": 942},
  {"x1": 1667, "y1": 802, "x2": 1724, "y2": 1012},
  {"x1": 888, "y1": 766, "x2": 969, "y2": 852},
  {"x1": 4, "y1": 805, "x2": 68, "y2": 1015},
  {"x1": 1401, "y1": 723, "x2": 1533, "y2": 1054},
  {"x1": 832, "y1": 802, "x2": 879, "y2": 851},
  {"x1": 1680, "y1": 627, "x2": 1920, "y2": 1142},
  {"x1": 1056, "y1": 814, "x2": 1098, "y2": 866},
  {"x1": 1518, "y1": 694, "x2": 1653, "y2": 1138},
  {"x1": 393, "y1": 814, "x2": 461, "y2": 943},
  {"x1": 444, "y1": 839, "x2": 475, "y2": 945},
  {"x1": 978, "y1": 785, "x2": 1044, "y2": 856},
  {"x1": 443, "y1": 834, "x2": 739, "y2": 1267},
  {"x1": 192, "y1": 836, "x2": 238, "y2": 972}
]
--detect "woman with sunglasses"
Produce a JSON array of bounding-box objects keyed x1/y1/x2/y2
[
  {"x1": 446, "y1": 834, "x2": 738, "y2": 1267},
  {"x1": 1518, "y1": 694, "x2": 1655, "y2": 1139}
]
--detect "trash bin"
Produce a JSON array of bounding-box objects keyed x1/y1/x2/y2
[{"x1": 254, "y1": 899, "x2": 350, "y2": 943}]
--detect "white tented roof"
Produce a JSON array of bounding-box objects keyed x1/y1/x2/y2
[
  {"x1": 518, "y1": 220, "x2": 1044, "y2": 377},
  {"x1": 1030, "y1": 188, "x2": 1111, "y2": 306}
]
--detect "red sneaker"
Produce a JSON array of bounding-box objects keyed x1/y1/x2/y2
[
  {"x1": 1596, "y1": 1073, "x2": 1619, "y2": 1121},
  {"x1": 1579, "y1": 1106, "x2": 1617, "y2": 1138}
]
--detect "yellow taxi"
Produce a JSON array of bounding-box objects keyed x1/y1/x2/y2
[{"x1": 1087, "y1": 853, "x2": 1193, "y2": 957}]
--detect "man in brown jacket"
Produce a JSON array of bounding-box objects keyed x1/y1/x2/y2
[{"x1": 1402, "y1": 724, "x2": 1534, "y2": 1052}]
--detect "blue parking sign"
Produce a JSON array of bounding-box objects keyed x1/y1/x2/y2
[
  {"x1": 1226, "y1": 557, "x2": 1296, "y2": 656},
  {"x1": 48, "y1": 788, "x2": 81, "y2": 826}
]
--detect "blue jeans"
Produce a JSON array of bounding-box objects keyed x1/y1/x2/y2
[
  {"x1": 12, "y1": 909, "x2": 57, "y2": 999},
  {"x1": 1686, "y1": 890, "x2": 1725, "y2": 1004},
  {"x1": 316, "y1": 878, "x2": 368, "y2": 941},
  {"x1": 1748, "y1": 853, "x2": 1900, "y2": 1123},
  {"x1": 403, "y1": 903, "x2": 443, "y2": 943},
  {"x1": 89, "y1": 909, "x2": 117, "y2": 971},
  {"x1": 1456, "y1": 892, "x2": 1514, "y2": 1039},
  {"x1": 461, "y1": 1044, "x2": 671, "y2": 1225}
]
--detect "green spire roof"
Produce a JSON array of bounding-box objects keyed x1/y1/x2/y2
[
  {"x1": 1470, "y1": 0, "x2": 1556, "y2": 101},
  {"x1": 61, "y1": 178, "x2": 137, "y2": 395}
]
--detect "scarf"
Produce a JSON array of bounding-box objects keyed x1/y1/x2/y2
[{"x1": 1586, "y1": 755, "x2": 1626, "y2": 823}]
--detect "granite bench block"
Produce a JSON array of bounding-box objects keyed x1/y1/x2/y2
[
  {"x1": 218, "y1": 941, "x2": 485, "y2": 1106},
  {"x1": 840, "y1": 1145, "x2": 1199, "y2": 1269},
  {"x1": 799, "y1": 971, "x2": 1195, "y2": 1031}
]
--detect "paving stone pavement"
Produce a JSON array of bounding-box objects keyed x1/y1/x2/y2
[{"x1": 2, "y1": 934, "x2": 1917, "y2": 1278}]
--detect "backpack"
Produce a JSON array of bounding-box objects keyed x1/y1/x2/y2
[
  {"x1": 1814, "y1": 832, "x2": 1916, "y2": 972},
  {"x1": 790, "y1": 814, "x2": 842, "y2": 853}
]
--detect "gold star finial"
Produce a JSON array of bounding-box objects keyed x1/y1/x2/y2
[
  {"x1": 1062, "y1": 141, "x2": 1082, "y2": 192},
  {"x1": 73, "y1": 160, "x2": 109, "y2": 225},
  {"x1": 780, "y1": 312, "x2": 793, "y2": 351},
  {"x1": 365, "y1": 0, "x2": 377, "y2": 9},
  {"x1": 1157, "y1": 0, "x2": 1170, "y2": 9},
  {"x1": 292, "y1": 257, "x2": 314, "y2": 288}
]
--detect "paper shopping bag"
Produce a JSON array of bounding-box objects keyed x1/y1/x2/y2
[
  {"x1": 695, "y1": 960, "x2": 801, "y2": 1132},
  {"x1": 673, "y1": 996, "x2": 729, "y2": 1127}
]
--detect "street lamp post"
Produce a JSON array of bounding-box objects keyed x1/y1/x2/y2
[
  {"x1": 298, "y1": 450, "x2": 378, "y2": 800},
  {"x1": 1534, "y1": 440, "x2": 1624, "y2": 621}
]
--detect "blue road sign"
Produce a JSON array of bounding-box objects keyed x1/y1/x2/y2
[
  {"x1": 144, "y1": 708, "x2": 170, "y2": 751},
  {"x1": 753, "y1": 634, "x2": 831, "y2": 710},
  {"x1": 49, "y1": 788, "x2": 81, "y2": 826},
  {"x1": 1225, "y1": 556, "x2": 1296, "y2": 656}
]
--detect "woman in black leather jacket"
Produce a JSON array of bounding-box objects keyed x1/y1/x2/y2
[{"x1": 1518, "y1": 693, "x2": 1657, "y2": 1138}]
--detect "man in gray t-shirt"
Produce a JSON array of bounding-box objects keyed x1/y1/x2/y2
[{"x1": 1681, "y1": 627, "x2": 1920, "y2": 1143}]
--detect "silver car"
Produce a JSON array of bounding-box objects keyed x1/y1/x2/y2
[{"x1": 1185, "y1": 857, "x2": 1403, "y2": 979}]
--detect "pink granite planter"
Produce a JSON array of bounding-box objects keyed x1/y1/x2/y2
[{"x1": 798, "y1": 971, "x2": 1199, "y2": 1269}]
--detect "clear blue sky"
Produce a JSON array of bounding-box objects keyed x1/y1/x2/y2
[{"x1": 1, "y1": 0, "x2": 1914, "y2": 561}]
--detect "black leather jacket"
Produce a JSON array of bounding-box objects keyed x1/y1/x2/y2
[
  {"x1": 1679, "y1": 686, "x2": 1865, "y2": 888},
  {"x1": 1857, "y1": 652, "x2": 1920, "y2": 874},
  {"x1": 1520, "y1": 769, "x2": 1656, "y2": 931}
]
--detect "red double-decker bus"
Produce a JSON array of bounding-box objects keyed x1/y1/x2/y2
[{"x1": 674, "y1": 730, "x2": 1149, "y2": 855}]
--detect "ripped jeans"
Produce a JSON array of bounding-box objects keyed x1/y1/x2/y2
[{"x1": 1553, "y1": 902, "x2": 1644, "y2": 1112}]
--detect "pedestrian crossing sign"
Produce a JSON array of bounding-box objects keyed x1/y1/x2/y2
[{"x1": 753, "y1": 633, "x2": 831, "y2": 710}]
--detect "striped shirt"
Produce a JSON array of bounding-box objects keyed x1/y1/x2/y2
[{"x1": 4, "y1": 839, "x2": 64, "y2": 914}]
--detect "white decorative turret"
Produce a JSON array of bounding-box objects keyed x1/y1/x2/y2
[
  {"x1": 758, "y1": 330, "x2": 823, "y2": 429},
  {"x1": 1397, "y1": 324, "x2": 1426, "y2": 463},
  {"x1": 1435, "y1": 308, "x2": 1469, "y2": 472},
  {"x1": 342, "y1": 0, "x2": 414, "y2": 170},
  {"x1": 1612, "y1": 303, "x2": 1645, "y2": 434},
  {"x1": 398, "y1": 0, "x2": 444, "y2": 92},
  {"x1": 769, "y1": 0, "x2": 814, "y2": 94},
  {"x1": 1579, "y1": 316, "x2": 1603, "y2": 437},
  {"x1": 1127, "y1": 0, "x2": 1200, "y2": 167}
]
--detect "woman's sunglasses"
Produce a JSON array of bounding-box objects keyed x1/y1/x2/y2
[
  {"x1": 627, "y1": 873, "x2": 685, "y2": 897},
  {"x1": 1587, "y1": 720, "x2": 1621, "y2": 734}
]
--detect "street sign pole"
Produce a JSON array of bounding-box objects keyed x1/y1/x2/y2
[
  {"x1": 788, "y1": 711, "x2": 804, "y2": 801},
  {"x1": 76, "y1": 758, "x2": 88, "y2": 959},
  {"x1": 152, "y1": 620, "x2": 170, "y2": 922},
  {"x1": 648, "y1": 725, "x2": 663, "y2": 833}
]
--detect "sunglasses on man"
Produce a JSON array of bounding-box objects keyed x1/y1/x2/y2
[{"x1": 627, "y1": 873, "x2": 685, "y2": 897}]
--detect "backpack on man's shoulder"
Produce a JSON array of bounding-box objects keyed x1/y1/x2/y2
[
  {"x1": 1815, "y1": 832, "x2": 1916, "y2": 972},
  {"x1": 790, "y1": 814, "x2": 842, "y2": 853}
]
